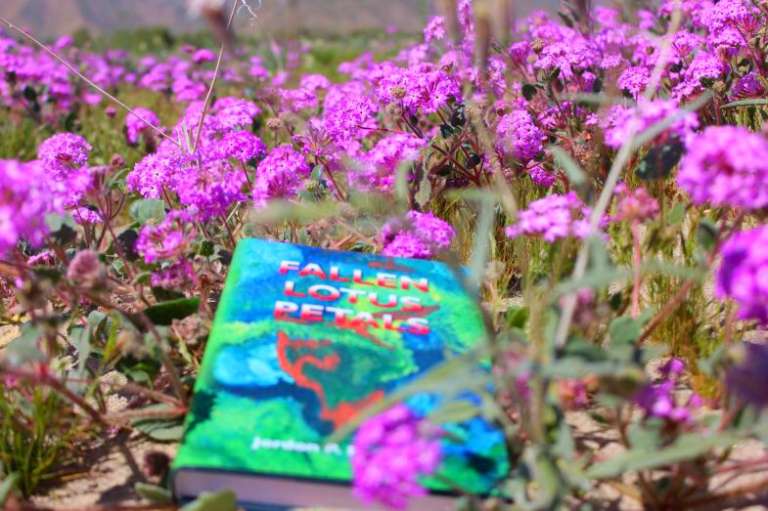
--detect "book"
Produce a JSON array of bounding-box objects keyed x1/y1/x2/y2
[{"x1": 172, "y1": 238, "x2": 509, "y2": 510}]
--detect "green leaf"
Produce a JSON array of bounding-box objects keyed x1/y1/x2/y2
[
  {"x1": 4, "y1": 323, "x2": 45, "y2": 367},
  {"x1": 429, "y1": 400, "x2": 479, "y2": 424},
  {"x1": 310, "y1": 164, "x2": 324, "y2": 180},
  {"x1": 247, "y1": 199, "x2": 339, "y2": 226},
  {"x1": 587, "y1": 433, "x2": 738, "y2": 479},
  {"x1": 552, "y1": 419, "x2": 575, "y2": 459},
  {"x1": 135, "y1": 482, "x2": 173, "y2": 504},
  {"x1": 550, "y1": 146, "x2": 586, "y2": 186},
  {"x1": 665, "y1": 203, "x2": 686, "y2": 225},
  {"x1": 129, "y1": 199, "x2": 166, "y2": 224},
  {"x1": 414, "y1": 167, "x2": 432, "y2": 209},
  {"x1": 506, "y1": 305, "x2": 529, "y2": 329},
  {"x1": 696, "y1": 218, "x2": 719, "y2": 252},
  {"x1": 45, "y1": 213, "x2": 77, "y2": 244},
  {"x1": 394, "y1": 161, "x2": 410, "y2": 206},
  {"x1": 132, "y1": 404, "x2": 185, "y2": 442},
  {"x1": 467, "y1": 196, "x2": 495, "y2": 291},
  {"x1": 0, "y1": 472, "x2": 19, "y2": 506},
  {"x1": 721, "y1": 98, "x2": 768, "y2": 108},
  {"x1": 144, "y1": 297, "x2": 200, "y2": 326},
  {"x1": 627, "y1": 422, "x2": 661, "y2": 451},
  {"x1": 133, "y1": 420, "x2": 184, "y2": 442},
  {"x1": 181, "y1": 489, "x2": 238, "y2": 511},
  {"x1": 609, "y1": 316, "x2": 643, "y2": 345}
]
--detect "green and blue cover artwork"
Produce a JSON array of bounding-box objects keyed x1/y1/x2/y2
[{"x1": 174, "y1": 238, "x2": 508, "y2": 495}]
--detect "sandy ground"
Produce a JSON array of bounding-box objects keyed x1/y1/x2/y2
[
  {"x1": 3, "y1": 322, "x2": 768, "y2": 509},
  {"x1": 30, "y1": 437, "x2": 177, "y2": 509}
]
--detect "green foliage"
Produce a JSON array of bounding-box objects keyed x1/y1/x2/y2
[
  {"x1": 143, "y1": 297, "x2": 201, "y2": 326},
  {"x1": 0, "y1": 386, "x2": 79, "y2": 497},
  {"x1": 181, "y1": 489, "x2": 238, "y2": 511}
]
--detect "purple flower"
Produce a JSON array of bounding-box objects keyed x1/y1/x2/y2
[
  {"x1": 716, "y1": 226, "x2": 768, "y2": 324},
  {"x1": 508, "y1": 41, "x2": 531, "y2": 67},
  {"x1": 136, "y1": 210, "x2": 194, "y2": 264},
  {"x1": 192, "y1": 48, "x2": 217, "y2": 64},
  {"x1": 614, "y1": 183, "x2": 659, "y2": 223},
  {"x1": 249, "y1": 56, "x2": 270, "y2": 81},
  {"x1": 67, "y1": 249, "x2": 106, "y2": 289},
  {"x1": 71, "y1": 207, "x2": 103, "y2": 225},
  {"x1": 617, "y1": 66, "x2": 650, "y2": 98},
  {"x1": 127, "y1": 144, "x2": 184, "y2": 199},
  {"x1": 353, "y1": 133, "x2": 426, "y2": 193},
  {"x1": 672, "y1": 52, "x2": 727, "y2": 100},
  {"x1": 677, "y1": 126, "x2": 768, "y2": 210},
  {"x1": 601, "y1": 99, "x2": 698, "y2": 150},
  {"x1": 634, "y1": 358, "x2": 699, "y2": 423},
  {"x1": 151, "y1": 259, "x2": 197, "y2": 290},
  {"x1": 172, "y1": 75, "x2": 206, "y2": 102},
  {"x1": 708, "y1": 0, "x2": 761, "y2": 44},
  {"x1": 496, "y1": 110, "x2": 545, "y2": 163},
  {"x1": 125, "y1": 107, "x2": 161, "y2": 145},
  {"x1": 730, "y1": 72, "x2": 765, "y2": 100},
  {"x1": 321, "y1": 81, "x2": 378, "y2": 154},
  {"x1": 0, "y1": 160, "x2": 56, "y2": 255},
  {"x1": 660, "y1": 357, "x2": 686, "y2": 379},
  {"x1": 219, "y1": 131, "x2": 267, "y2": 163},
  {"x1": 353, "y1": 404, "x2": 442, "y2": 510},
  {"x1": 529, "y1": 165, "x2": 556, "y2": 188},
  {"x1": 533, "y1": 36, "x2": 600, "y2": 81},
  {"x1": 173, "y1": 160, "x2": 247, "y2": 221},
  {"x1": 505, "y1": 192, "x2": 597, "y2": 242},
  {"x1": 423, "y1": 16, "x2": 446, "y2": 43},
  {"x1": 253, "y1": 144, "x2": 311, "y2": 207},
  {"x1": 371, "y1": 62, "x2": 461, "y2": 115},
  {"x1": 38, "y1": 133, "x2": 91, "y2": 177},
  {"x1": 380, "y1": 211, "x2": 455, "y2": 259},
  {"x1": 213, "y1": 97, "x2": 261, "y2": 130},
  {"x1": 497, "y1": 110, "x2": 545, "y2": 163}
]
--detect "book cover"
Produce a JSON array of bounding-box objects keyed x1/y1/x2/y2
[{"x1": 173, "y1": 238, "x2": 508, "y2": 504}]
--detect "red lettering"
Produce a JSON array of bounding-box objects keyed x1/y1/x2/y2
[
  {"x1": 376, "y1": 273, "x2": 397, "y2": 288},
  {"x1": 300, "y1": 304, "x2": 325, "y2": 322},
  {"x1": 309, "y1": 284, "x2": 341, "y2": 302},
  {"x1": 352, "y1": 269, "x2": 374, "y2": 286},
  {"x1": 299, "y1": 263, "x2": 327, "y2": 279},
  {"x1": 400, "y1": 276, "x2": 429, "y2": 293},
  {"x1": 369, "y1": 292, "x2": 397, "y2": 308},
  {"x1": 329, "y1": 266, "x2": 350, "y2": 283},
  {"x1": 278, "y1": 260, "x2": 300, "y2": 274},
  {"x1": 283, "y1": 280, "x2": 306, "y2": 298},
  {"x1": 274, "y1": 301, "x2": 299, "y2": 319}
]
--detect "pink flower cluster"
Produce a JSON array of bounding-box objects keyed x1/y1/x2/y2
[
  {"x1": 716, "y1": 226, "x2": 768, "y2": 324},
  {"x1": 353, "y1": 404, "x2": 442, "y2": 510},
  {"x1": 127, "y1": 96, "x2": 267, "y2": 220},
  {"x1": 678, "y1": 126, "x2": 768, "y2": 210},
  {"x1": 634, "y1": 358, "x2": 702, "y2": 423},
  {"x1": 136, "y1": 210, "x2": 195, "y2": 264},
  {"x1": 0, "y1": 160, "x2": 55, "y2": 255},
  {"x1": 125, "y1": 107, "x2": 162, "y2": 145},
  {"x1": 380, "y1": 211, "x2": 455, "y2": 259},
  {"x1": 505, "y1": 192, "x2": 596, "y2": 242}
]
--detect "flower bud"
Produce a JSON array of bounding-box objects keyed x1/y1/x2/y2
[{"x1": 67, "y1": 250, "x2": 106, "y2": 289}]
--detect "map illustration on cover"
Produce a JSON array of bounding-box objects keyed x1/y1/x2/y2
[{"x1": 173, "y1": 238, "x2": 508, "y2": 496}]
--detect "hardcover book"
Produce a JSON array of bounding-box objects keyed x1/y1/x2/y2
[{"x1": 172, "y1": 238, "x2": 508, "y2": 510}]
